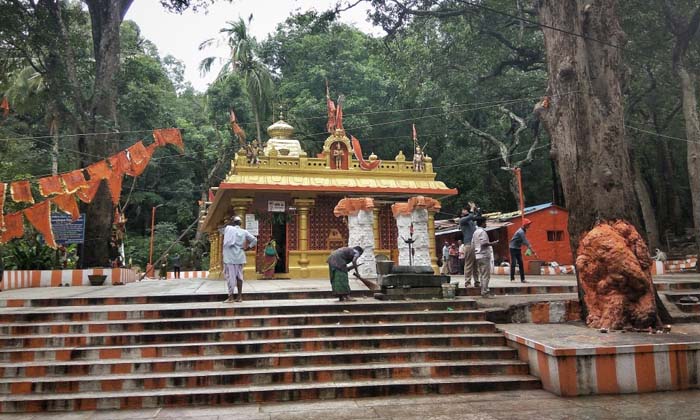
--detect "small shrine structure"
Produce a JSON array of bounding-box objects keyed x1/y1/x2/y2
[{"x1": 199, "y1": 117, "x2": 457, "y2": 279}]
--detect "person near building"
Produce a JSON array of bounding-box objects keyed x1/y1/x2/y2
[
  {"x1": 459, "y1": 202, "x2": 480, "y2": 287},
  {"x1": 220, "y1": 216, "x2": 257, "y2": 302},
  {"x1": 457, "y1": 240, "x2": 465, "y2": 275},
  {"x1": 472, "y1": 217, "x2": 498, "y2": 297},
  {"x1": 171, "y1": 254, "x2": 181, "y2": 279},
  {"x1": 448, "y1": 243, "x2": 459, "y2": 274},
  {"x1": 509, "y1": 218, "x2": 535, "y2": 283},
  {"x1": 327, "y1": 246, "x2": 363, "y2": 302},
  {"x1": 261, "y1": 239, "x2": 279, "y2": 279},
  {"x1": 440, "y1": 241, "x2": 450, "y2": 275}
]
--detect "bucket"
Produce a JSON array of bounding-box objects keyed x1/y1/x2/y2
[{"x1": 441, "y1": 283, "x2": 457, "y2": 299}]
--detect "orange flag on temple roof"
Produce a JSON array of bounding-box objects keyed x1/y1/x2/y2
[
  {"x1": 229, "y1": 110, "x2": 246, "y2": 146},
  {"x1": 52, "y1": 193, "x2": 80, "y2": 221},
  {"x1": 0, "y1": 212, "x2": 23, "y2": 243},
  {"x1": 0, "y1": 182, "x2": 5, "y2": 231},
  {"x1": 351, "y1": 135, "x2": 382, "y2": 171},
  {"x1": 125, "y1": 141, "x2": 153, "y2": 176},
  {"x1": 23, "y1": 200, "x2": 57, "y2": 248},
  {"x1": 1, "y1": 97, "x2": 9, "y2": 117},
  {"x1": 326, "y1": 81, "x2": 336, "y2": 134},
  {"x1": 61, "y1": 169, "x2": 88, "y2": 194},
  {"x1": 10, "y1": 180, "x2": 34, "y2": 204},
  {"x1": 87, "y1": 160, "x2": 111, "y2": 181},
  {"x1": 38, "y1": 175, "x2": 64, "y2": 197},
  {"x1": 153, "y1": 128, "x2": 184, "y2": 152},
  {"x1": 335, "y1": 95, "x2": 344, "y2": 131},
  {"x1": 76, "y1": 178, "x2": 101, "y2": 204}
]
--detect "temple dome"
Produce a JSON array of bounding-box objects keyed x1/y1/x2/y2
[
  {"x1": 267, "y1": 118, "x2": 295, "y2": 139},
  {"x1": 264, "y1": 113, "x2": 303, "y2": 157}
]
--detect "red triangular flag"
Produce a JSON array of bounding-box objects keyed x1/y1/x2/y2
[
  {"x1": 326, "y1": 81, "x2": 336, "y2": 134},
  {"x1": 0, "y1": 212, "x2": 23, "y2": 243},
  {"x1": 109, "y1": 151, "x2": 131, "y2": 178},
  {"x1": 52, "y1": 193, "x2": 80, "y2": 221},
  {"x1": 23, "y1": 201, "x2": 57, "y2": 248},
  {"x1": 76, "y1": 179, "x2": 101, "y2": 204},
  {"x1": 125, "y1": 141, "x2": 153, "y2": 176},
  {"x1": 87, "y1": 160, "x2": 111, "y2": 181},
  {"x1": 10, "y1": 180, "x2": 34, "y2": 204},
  {"x1": 38, "y1": 175, "x2": 64, "y2": 197},
  {"x1": 61, "y1": 169, "x2": 88, "y2": 194},
  {"x1": 106, "y1": 168, "x2": 123, "y2": 206},
  {"x1": 153, "y1": 128, "x2": 184, "y2": 152}
]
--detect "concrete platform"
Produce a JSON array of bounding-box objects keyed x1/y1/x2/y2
[{"x1": 499, "y1": 323, "x2": 700, "y2": 397}]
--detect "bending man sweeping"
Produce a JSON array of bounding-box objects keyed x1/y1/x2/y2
[{"x1": 327, "y1": 246, "x2": 364, "y2": 302}]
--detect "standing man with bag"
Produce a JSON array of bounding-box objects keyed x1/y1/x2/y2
[
  {"x1": 459, "y1": 202, "x2": 480, "y2": 288},
  {"x1": 220, "y1": 216, "x2": 257, "y2": 302},
  {"x1": 509, "y1": 218, "x2": 535, "y2": 283}
]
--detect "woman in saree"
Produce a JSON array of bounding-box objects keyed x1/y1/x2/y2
[{"x1": 261, "y1": 239, "x2": 279, "y2": 279}]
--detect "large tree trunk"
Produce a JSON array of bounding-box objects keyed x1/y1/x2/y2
[
  {"x1": 537, "y1": 0, "x2": 639, "y2": 243},
  {"x1": 80, "y1": 0, "x2": 134, "y2": 267},
  {"x1": 664, "y1": 3, "x2": 700, "y2": 272},
  {"x1": 537, "y1": 1, "x2": 656, "y2": 328},
  {"x1": 677, "y1": 67, "x2": 700, "y2": 271},
  {"x1": 632, "y1": 154, "x2": 660, "y2": 250}
]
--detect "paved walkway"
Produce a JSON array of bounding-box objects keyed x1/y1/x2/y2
[{"x1": 1, "y1": 389, "x2": 698, "y2": 419}]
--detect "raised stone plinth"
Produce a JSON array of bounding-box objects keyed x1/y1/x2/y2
[{"x1": 374, "y1": 265, "x2": 450, "y2": 300}]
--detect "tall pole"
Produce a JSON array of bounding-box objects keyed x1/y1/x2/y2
[
  {"x1": 149, "y1": 206, "x2": 156, "y2": 266},
  {"x1": 515, "y1": 167, "x2": 525, "y2": 223}
]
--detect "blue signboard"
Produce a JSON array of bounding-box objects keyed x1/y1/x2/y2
[{"x1": 51, "y1": 213, "x2": 86, "y2": 245}]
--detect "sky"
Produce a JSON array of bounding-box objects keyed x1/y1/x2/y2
[{"x1": 126, "y1": 0, "x2": 381, "y2": 92}]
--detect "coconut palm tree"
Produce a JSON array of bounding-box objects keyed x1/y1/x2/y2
[{"x1": 199, "y1": 17, "x2": 274, "y2": 142}]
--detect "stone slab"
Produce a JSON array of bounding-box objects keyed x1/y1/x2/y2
[{"x1": 380, "y1": 274, "x2": 449, "y2": 288}]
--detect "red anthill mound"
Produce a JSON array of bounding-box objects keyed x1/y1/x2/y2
[{"x1": 575, "y1": 220, "x2": 658, "y2": 330}]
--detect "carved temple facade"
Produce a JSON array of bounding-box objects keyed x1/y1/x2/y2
[{"x1": 199, "y1": 118, "x2": 457, "y2": 279}]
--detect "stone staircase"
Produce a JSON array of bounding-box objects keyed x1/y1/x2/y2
[{"x1": 0, "y1": 294, "x2": 540, "y2": 413}]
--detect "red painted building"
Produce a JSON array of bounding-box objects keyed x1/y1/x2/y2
[{"x1": 436, "y1": 203, "x2": 573, "y2": 267}]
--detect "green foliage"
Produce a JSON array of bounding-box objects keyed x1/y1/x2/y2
[{"x1": 3, "y1": 234, "x2": 55, "y2": 270}]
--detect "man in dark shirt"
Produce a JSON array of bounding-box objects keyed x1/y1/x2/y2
[
  {"x1": 509, "y1": 218, "x2": 536, "y2": 283},
  {"x1": 459, "y1": 202, "x2": 480, "y2": 287},
  {"x1": 327, "y1": 246, "x2": 363, "y2": 302}
]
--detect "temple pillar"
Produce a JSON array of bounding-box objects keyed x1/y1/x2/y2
[
  {"x1": 208, "y1": 230, "x2": 223, "y2": 279},
  {"x1": 334, "y1": 198, "x2": 377, "y2": 278},
  {"x1": 230, "y1": 198, "x2": 254, "y2": 227},
  {"x1": 293, "y1": 198, "x2": 315, "y2": 278},
  {"x1": 372, "y1": 206, "x2": 381, "y2": 252},
  {"x1": 427, "y1": 206, "x2": 439, "y2": 272}
]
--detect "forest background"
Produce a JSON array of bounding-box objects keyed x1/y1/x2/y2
[{"x1": 0, "y1": 0, "x2": 698, "y2": 271}]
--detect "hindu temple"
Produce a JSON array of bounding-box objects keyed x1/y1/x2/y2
[{"x1": 199, "y1": 116, "x2": 457, "y2": 279}]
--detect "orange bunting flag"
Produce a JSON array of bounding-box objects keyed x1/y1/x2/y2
[
  {"x1": 125, "y1": 141, "x2": 153, "y2": 176},
  {"x1": 87, "y1": 160, "x2": 111, "y2": 181},
  {"x1": 0, "y1": 212, "x2": 23, "y2": 243},
  {"x1": 107, "y1": 169, "x2": 123, "y2": 206},
  {"x1": 23, "y1": 200, "x2": 57, "y2": 249},
  {"x1": 76, "y1": 179, "x2": 101, "y2": 204},
  {"x1": 52, "y1": 193, "x2": 80, "y2": 221},
  {"x1": 10, "y1": 180, "x2": 34, "y2": 204},
  {"x1": 109, "y1": 151, "x2": 131, "y2": 178},
  {"x1": 326, "y1": 81, "x2": 336, "y2": 134},
  {"x1": 153, "y1": 128, "x2": 184, "y2": 152},
  {"x1": 38, "y1": 175, "x2": 64, "y2": 197},
  {"x1": 350, "y1": 135, "x2": 382, "y2": 171},
  {"x1": 61, "y1": 169, "x2": 88, "y2": 194},
  {"x1": 1, "y1": 97, "x2": 9, "y2": 117},
  {"x1": 0, "y1": 182, "x2": 5, "y2": 231}
]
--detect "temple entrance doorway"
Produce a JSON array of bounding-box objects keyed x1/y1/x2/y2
[{"x1": 272, "y1": 220, "x2": 287, "y2": 273}]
